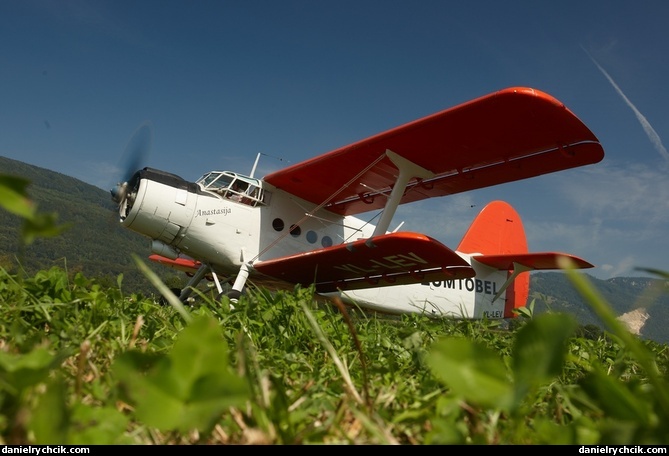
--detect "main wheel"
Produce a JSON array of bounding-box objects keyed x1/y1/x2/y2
[{"x1": 216, "y1": 289, "x2": 242, "y2": 303}]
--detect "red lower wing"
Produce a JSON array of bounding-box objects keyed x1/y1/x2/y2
[
  {"x1": 254, "y1": 232, "x2": 475, "y2": 293},
  {"x1": 473, "y1": 252, "x2": 594, "y2": 270}
]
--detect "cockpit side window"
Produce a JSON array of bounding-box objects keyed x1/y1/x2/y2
[
  {"x1": 211, "y1": 175, "x2": 234, "y2": 191},
  {"x1": 226, "y1": 179, "x2": 248, "y2": 201}
]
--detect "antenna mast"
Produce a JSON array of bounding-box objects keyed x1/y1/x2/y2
[{"x1": 249, "y1": 152, "x2": 261, "y2": 178}]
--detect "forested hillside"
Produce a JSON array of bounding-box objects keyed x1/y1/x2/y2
[
  {"x1": 0, "y1": 156, "x2": 182, "y2": 294},
  {"x1": 2, "y1": 156, "x2": 668, "y2": 344}
]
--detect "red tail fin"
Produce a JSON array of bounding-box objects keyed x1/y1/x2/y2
[
  {"x1": 457, "y1": 201, "x2": 529, "y2": 317},
  {"x1": 457, "y1": 201, "x2": 528, "y2": 255}
]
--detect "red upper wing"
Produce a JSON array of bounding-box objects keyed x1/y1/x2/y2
[
  {"x1": 263, "y1": 87, "x2": 604, "y2": 216},
  {"x1": 253, "y1": 232, "x2": 475, "y2": 293}
]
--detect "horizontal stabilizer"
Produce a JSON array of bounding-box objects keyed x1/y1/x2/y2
[
  {"x1": 254, "y1": 232, "x2": 475, "y2": 293},
  {"x1": 473, "y1": 252, "x2": 594, "y2": 270}
]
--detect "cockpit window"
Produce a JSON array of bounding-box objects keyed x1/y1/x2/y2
[
  {"x1": 196, "y1": 171, "x2": 268, "y2": 207},
  {"x1": 198, "y1": 172, "x2": 234, "y2": 190}
]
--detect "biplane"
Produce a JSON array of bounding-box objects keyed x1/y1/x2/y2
[{"x1": 111, "y1": 87, "x2": 604, "y2": 318}]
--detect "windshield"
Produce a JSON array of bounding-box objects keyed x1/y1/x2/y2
[{"x1": 196, "y1": 171, "x2": 267, "y2": 206}]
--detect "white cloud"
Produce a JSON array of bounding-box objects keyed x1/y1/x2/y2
[
  {"x1": 540, "y1": 162, "x2": 669, "y2": 278},
  {"x1": 556, "y1": 163, "x2": 669, "y2": 227}
]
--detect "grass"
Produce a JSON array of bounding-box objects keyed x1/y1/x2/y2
[
  {"x1": 0, "y1": 262, "x2": 668, "y2": 445},
  {"x1": 1, "y1": 173, "x2": 668, "y2": 445}
]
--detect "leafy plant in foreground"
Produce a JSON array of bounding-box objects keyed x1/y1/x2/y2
[
  {"x1": 113, "y1": 315, "x2": 250, "y2": 434},
  {"x1": 0, "y1": 174, "x2": 69, "y2": 248}
]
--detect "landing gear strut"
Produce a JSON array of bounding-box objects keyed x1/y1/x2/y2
[
  {"x1": 227, "y1": 262, "x2": 251, "y2": 303},
  {"x1": 167, "y1": 259, "x2": 252, "y2": 306},
  {"x1": 176, "y1": 263, "x2": 212, "y2": 303}
]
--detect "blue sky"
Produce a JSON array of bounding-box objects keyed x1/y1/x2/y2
[{"x1": 2, "y1": 0, "x2": 668, "y2": 280}]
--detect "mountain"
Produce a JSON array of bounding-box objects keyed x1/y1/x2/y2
[
  {"x1": 2, "y1": 156, "x2": 668, "y2": 343},
  {"x1": 0, "y1": 156, "x2": 179, "y2": 295},
  {"x1": 530, "y1": 272, "x2": 669, "y2": 345}
]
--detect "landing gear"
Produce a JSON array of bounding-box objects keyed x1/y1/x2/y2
[
  {"x1": 224, "y1": 289, "x2": 243, "y2": 302},
  {"x1": 176, "y1": 263, "x2": 213, "y2": 303},
  {"x1": 158, "y1": 287, "x2": 185, "y2": 306},
  {"x1": 227, "y1": 262, "x2": 250, "y2": 304},
  {"x1": 164, "y1": 260, "x2": 252, "y2": 307},
  {"x1": 215, "y1": 289, "x2": 242, "y2": 309},
  {"x1": 215, "y1": 262, "x2": 251, "y2": 306}
]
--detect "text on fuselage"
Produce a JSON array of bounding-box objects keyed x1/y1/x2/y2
[
  {"x1": 422, "y1": 278, "x2": 499, "y2": 295},
  {"x1": 195, "y1": 207, "x2": 231, "y2": 217}
]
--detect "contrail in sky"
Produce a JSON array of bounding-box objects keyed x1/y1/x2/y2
[{"x1": 582, "y1": 46, "x2": 669, "y2": 164}]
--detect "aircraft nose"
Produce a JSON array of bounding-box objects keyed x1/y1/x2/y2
[{"x1": 110, "y1": 184, "x2": 124, "y2": 204}]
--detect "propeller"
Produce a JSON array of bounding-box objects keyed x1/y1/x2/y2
[{"x1": 110, "y1": 121, "x2": 154, "y2": 209}]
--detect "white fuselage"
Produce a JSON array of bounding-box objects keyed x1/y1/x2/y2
[
  {"x1": 121, "y1": 171, "x2": 512, "y2": 317},
  {"x1": 122, "y1": 172, "x2": 375, "y2": 275}
]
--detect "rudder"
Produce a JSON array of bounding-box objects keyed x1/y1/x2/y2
[
  {"x1": 457, "y1": 200, "x2": 528, "y2": 255},
  {"x1": 457, "y1": 201, "x2": 529, "y2": 317}
]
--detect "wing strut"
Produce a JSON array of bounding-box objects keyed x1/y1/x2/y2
[
  {"x1": 491, "y1": 262, "x2": 532, "y2": 303},
  {"x1": 372, "y1": 150, "x2": 434, "y2": 237}
]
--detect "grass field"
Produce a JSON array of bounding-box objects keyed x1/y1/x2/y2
[
  {"x1": 1, "y1": 259, "x2": 668, "y2": 444},
  {"x1": 1, "y1": 173, "x2": 668, "y2": 445}
]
